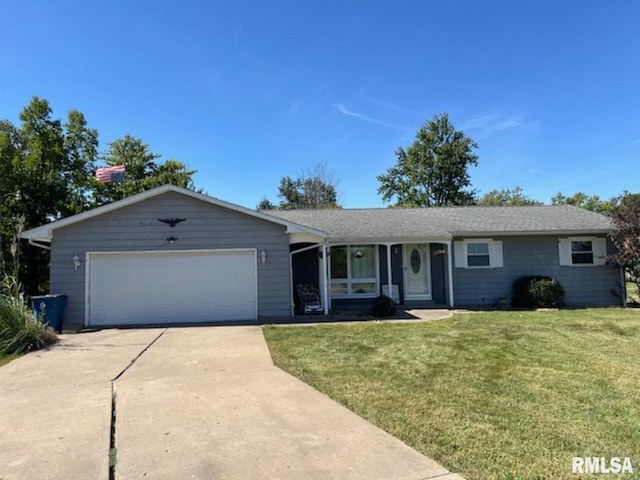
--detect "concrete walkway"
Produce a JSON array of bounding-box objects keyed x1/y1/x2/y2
[
  {"x1": 273, "y1": 308, "x2": 455, "y2": 326},
  {"x1": 0, "y1": 326, "x2": 463, "y2": 480}
]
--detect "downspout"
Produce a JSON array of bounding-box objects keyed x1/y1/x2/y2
[{"x1": 445, "y1": 240, "x2": 455, "y2": 307}]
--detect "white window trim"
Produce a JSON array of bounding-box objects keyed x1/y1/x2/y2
[
  {"x1": 466, "y1": 240, "x2": 491, "y2": 268},
  {"x1": 455, "y1": 239, "x2": 504, "y2": 269},
  {"x1": 330, "y1": 245, "x2": 379, "y2": 298},
  {"x1": 559, "y1": 237, "x2": 607, "y2": 267}
]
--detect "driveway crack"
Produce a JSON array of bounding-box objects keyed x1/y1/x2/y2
[
  {"x1": 112, "y1": 329, "x2": 167, "y2": 382},
  {"x1": 109, "y1": 329, "x2": 167, "y2": 480},
  {"x1": 109, "y1": 382, "x2": 117, "y2": 480}
]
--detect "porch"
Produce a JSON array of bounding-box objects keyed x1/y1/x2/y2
[{"x1": 290, "y1": 241, "x2": 454, "y2": 316}]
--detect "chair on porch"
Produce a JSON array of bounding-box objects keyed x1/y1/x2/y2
[{"x1": 296, "y1": 284, "x2": 323, "y2": 314}]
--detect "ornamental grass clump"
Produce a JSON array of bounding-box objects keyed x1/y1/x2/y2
[{"x1": 0, "y1": 276, "x2": 58, "y2": 354}]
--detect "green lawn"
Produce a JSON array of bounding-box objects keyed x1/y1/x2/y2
[
  {"x1": 264, "y1": 309, "x2": 640, "y2": 479},
  {"x1": 0, "y1": 352, "x2": 20, "y2": 367}
]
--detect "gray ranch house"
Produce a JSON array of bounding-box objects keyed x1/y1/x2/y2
[{"x1": 21, "y1": 185, "x2": 621, "y2": 330}]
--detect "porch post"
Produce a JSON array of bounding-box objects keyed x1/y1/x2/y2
[
  {"x1": 289, "y1": 250, "x2": 295, "y2": 317},
  {"x1": 386, "y1": 244, "x2": 393, "y2": 300},
  {"x1": 322, "y1": 243, "x2": 330, "y2": 314},
  {"x1": 445, "y1": 240, "x2": 455, "y2": 307}
]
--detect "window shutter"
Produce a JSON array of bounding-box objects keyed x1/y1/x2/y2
[
  {"x1": 558, "y1": 239, "x2": 571, "y2": 266},
  {"x1": 594, "y1": 237, "x2": 607, "y2": 266},
  {"x1": 454, "y1": 241, "x2": 465, "y2": 268},
  {"x1": 491, "y1": 240, "x2": 504, "y2": 268}
]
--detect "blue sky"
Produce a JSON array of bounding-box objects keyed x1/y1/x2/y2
[{"x1": 1, "y1": 0, "x2": 638, "y2": 208}]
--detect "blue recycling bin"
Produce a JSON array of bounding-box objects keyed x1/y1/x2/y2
[{"x1": 31, "y1": 295, "x2": 67, "y2": 333}]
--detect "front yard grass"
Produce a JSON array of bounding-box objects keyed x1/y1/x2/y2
[
  {"x1": 264, "y1": 309, "x2": 640, "y2": 479},
  {"x1": 0, "y1": 352, "x2": 20, "y2": 367}
]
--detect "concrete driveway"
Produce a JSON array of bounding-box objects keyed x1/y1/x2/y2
[{"x1": 0, "y1": 326, "x2": 463, "y2": 480}]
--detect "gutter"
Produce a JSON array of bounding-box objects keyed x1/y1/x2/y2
[
  {"x1": 449, "y1": 229, "x2": 612, "y2": 237},
  {"x1": 28, "y1": 238, "x2": 51, "y2": 250}
]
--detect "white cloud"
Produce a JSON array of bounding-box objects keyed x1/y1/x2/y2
[
  {"x1": 332, "y1": 103, "x2": 393, "y2": 128},
  {"x1": 361, "y1": 95, "x2": 424, "y2": 118},
  {"x1": 487, "y1": 117, "x2": 524, "y2": 132},
  {"x1": 462, "y1": 114, "x2": 497, "y2": 130},
  {"x1": 462, "y1": 113, "x2": 538, "y2": 138}
]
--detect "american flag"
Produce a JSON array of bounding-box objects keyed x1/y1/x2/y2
[{"x1": 96, "y1": 165, "x2": 125, "y2": 184}]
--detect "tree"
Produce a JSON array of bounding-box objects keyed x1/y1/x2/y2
[
  {"x1": 262, "y1": 163, "x2": 340, "y2": 210},
  {"x1": 0, "y1": 97, "x2": 99, "y2": 293},
  {"x1": 551, "y1": 192, "x2": 616, "y2": 215},
  {"x1": 608, "y1": 192, "x2": 640, "y2": 302},
  {"x1": 477, "y1": 186, "x2": 543, "y2": 206},
  {"x1": 64, "y1": 109, "x2": 100, "y2": 212},
  {"x1": 377, "y1": 113, "x2": 479, "y2": 207},
  {"x1": 92, "y1": 135, "x2": 198, "y2": 205},
  {"x1": 256, "y1": 198, "x2": 276, "y2": 210}
]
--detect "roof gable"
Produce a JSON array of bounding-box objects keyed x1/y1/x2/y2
[{"x1": 21, "y1": 185, "x2": 327, "y2": 243}]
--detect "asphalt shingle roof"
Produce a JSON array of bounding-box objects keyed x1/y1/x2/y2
[{"x1": 265, "y1": 205, "x2": 613, "y2": 242}]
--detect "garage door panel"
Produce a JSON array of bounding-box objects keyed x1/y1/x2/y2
[{"x1": 88, "y1": 250, "x2": 256, "y2": 326}]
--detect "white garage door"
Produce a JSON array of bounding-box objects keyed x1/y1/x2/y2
[{"x1": 87, "y1": 250, "x2": 257, "y2": 326}]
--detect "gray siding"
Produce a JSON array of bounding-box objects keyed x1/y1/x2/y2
[
  {"x1": 452, "y1": 236, "x2": 622, "y2": 307},
  {"x1": 50, "y1": 191, "x2": 291, "y2": 329},
  {"x1": 430, "y1": 244, "x2": 447, "y2": 305}
]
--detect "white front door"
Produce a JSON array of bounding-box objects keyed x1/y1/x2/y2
[{"x1": 404, "y1": 244, "x2": 431, "y2": 299}]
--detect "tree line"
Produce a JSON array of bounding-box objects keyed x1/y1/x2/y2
[{"x1": 258, "y1": 113, "x2": 619, "y2": 214}]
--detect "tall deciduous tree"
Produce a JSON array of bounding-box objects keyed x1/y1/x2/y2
[
  {"x1": 377, "y1": 113, "x2": 479, "y2": 207},
  {"x1": 64, "y1": 109, "x2": 99, "y2": 211},
  {"x1": 0, "y1": 97, "x2": 99, "y2": 293},
  {"x1": 262, "y1": 163, "x2": 340, "y2": 210},
  {"x1": 477, "y1": 186, "x2": 542, "y2": 206},
  {"x1": 93, "y1": 135, "x2": 198, "y2": 204},
  {"x1": 608, "y1": 192, "x2": 640, "y2": 302},
  {"x1": 551, "y1": 192, "x2": 616, "y2": 215}
]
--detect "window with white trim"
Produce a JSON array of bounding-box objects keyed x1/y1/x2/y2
[
  {"x1": 467, "y1": 242, "x2": 491, "y2": 267},
  {"x1": 559, "y1": 237, "x2": 606, "y2": 266},
  {"x1": 454, "y1": 239, "x2": 504, "y2": 269},
  {"x1": 330, "y1": 245, "x2": 378, "y2": 296}
]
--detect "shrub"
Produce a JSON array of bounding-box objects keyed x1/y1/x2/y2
[
  {"x1": 512, "y1": 276, "x2": 565, "y2": 308},
  {"x1": 372, "y1": 295, "x2": 396, "y2": 317},
  {"x1": 0, "y1": 277, "x2": 58, "y2": 354}
]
